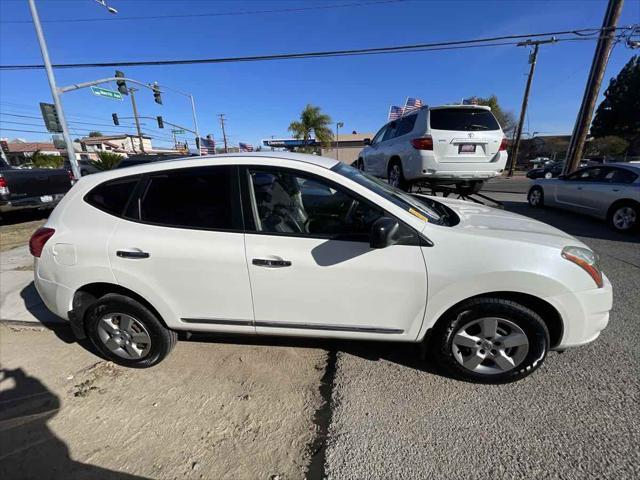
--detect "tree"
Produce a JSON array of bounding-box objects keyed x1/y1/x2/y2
[
  {"x1": 90, "y1": 151, "x2": 122, "y2": 170},
  {"x1": 288, "y1": 104, "x2": 333, "y2": 152},
  {"x1": 591, "y1": 56, "x2": 640, "y2": 144},
  {"x1": 475, "y1": 95, "x2": 516, "y2": 136},
  {"x1": 585, "y1": 135, "x2": 629, "y2": 157},
  {"x1": 31, "y1": 150, "x2": 63, "y2": 168},
  {"x1": 88, "y1": 131, "x2": 104, "y2": 137}
]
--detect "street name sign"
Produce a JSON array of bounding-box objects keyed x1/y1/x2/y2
[
  {"x1": 91, "y1": 86, "x2": 123, "y2": 100},
  {"x1": 171, "y1": 129, "x2": 186, "y2": 134}
]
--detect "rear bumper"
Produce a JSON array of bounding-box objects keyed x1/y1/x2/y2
[
  {"x1": 403, "y1": 151, "x2": 508, "y2": 183},
  {"x1": 545, "y1": 274, "x2": 613, "y2": 350},
  {"x1": 0, "y1": 193, "x2": 64, "y2": 213}
]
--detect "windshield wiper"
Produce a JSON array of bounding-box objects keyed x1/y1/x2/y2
[{"x1": 467, "y1": 124, "x2": 489, "y2": 130}]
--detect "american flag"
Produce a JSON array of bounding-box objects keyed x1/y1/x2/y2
[
  {"x1": 403, "y1": 97, "x2": 423, "y2": 115},
  {"x1": 388, "y1": 105, "x2": 403, "y2": 121},
  {"x1": 239, "y1": 142, "x2": 254, "y2": 152},
  {"x1": 199, "y1": 136, "x2": 216, "y2": 155}
]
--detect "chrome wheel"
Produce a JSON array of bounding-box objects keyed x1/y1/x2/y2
[
  {"x1": 388, "y1": 164, "x2": 401, "y2": 188},
  {"x1": 544, "y1": 172, "x2": 553, "y2": 179},
  {"x1": 97, "y1": 313, "x2": 152, "y2": 360},
  {"x1": 528, "y1": 188, "x2": 542, "y2": 206},
  {"x1": 612, "y1": 206, "x2": 636, "y2": 231},
  {"x1": 451, "y1": 317, "x2": 529, "y2": 375}
]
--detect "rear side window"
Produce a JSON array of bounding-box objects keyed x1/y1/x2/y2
[
  {"x1": 85, "y1": 177, "x2": 139, "y2": 217},
  {"x1": 430, "y1": 108, "x2": 500, "y2": 131},
  {"x1": 396, "y1": 114, "x2": 418, "y2": 136},
  {"x1": 139, "y1": 166, "x2": 239, "y2": 230}
]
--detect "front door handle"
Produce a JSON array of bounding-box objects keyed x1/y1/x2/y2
[
  {"x1": 252, "y1": 258, "x2": 292, "y2": 268},
  {"x1": 117, "y1": 249, "x2": 150, "y2": 259}
]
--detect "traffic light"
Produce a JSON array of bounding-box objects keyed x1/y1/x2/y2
[
  {"x1": 157, "y1": 116, "x2": 164, "y2": 129},
  {"x1": 115, "y1": 70, "x2": 128, "y2": 95},
  {"x1": 39, "y1": 102, "x2": 62, "y2": 133},
  {"x1": 152, "y1": 82, "x2": 162, "y2": 105},
  {"x1": 112, "y1": 113, "x2": 119, "y2": 126}
]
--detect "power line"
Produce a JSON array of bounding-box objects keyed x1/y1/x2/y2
[
  {"x1": 0, "y1": 112, "x2": 142, "y2": 128},
  {"x1": 0, "y1": 27, "x2": 633, "y2": 71},
  {"x1": 0, "y1": 0, "x2": 406, "y2": 24}
]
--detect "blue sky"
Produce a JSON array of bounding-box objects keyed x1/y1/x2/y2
[{"x1": 1, "y1": 0, "x2": 639, "y2": 150}]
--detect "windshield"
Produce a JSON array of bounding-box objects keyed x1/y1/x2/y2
[
  {"x1": 430, "y1": 108, "x2": 500, "y2": 131},
  {"x1": 332, "y1": 163, "x2": 444, "y2": 224}
]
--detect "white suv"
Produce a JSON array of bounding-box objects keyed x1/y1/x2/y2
[
  {"x1": 31, "y1": 153, "x2": 611, "y2": 383},
  {"x1": 357, "y1": 105, "x2": 508, "y2": 191}
]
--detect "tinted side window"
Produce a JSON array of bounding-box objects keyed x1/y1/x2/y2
[
  {"x1": 85, "y1": 177, "x2": 139, "y2": 217},
  {"x1": 382, "y1": 121, "x2": 399, "y2": 141},
  {"x1": 371, "y1": 125, "x2": 388, "y2": 145},
  {"x1": 609, "y1": 168, "x2": 638, "y2": 184},
  {"x1": 248, "y1": 168, "x2": 382, "y2": 240},
  {"x1": 430, "y1": 108, "x2": 500, "y2": 131},
  {"x1": 396, "y1": 114, "x2": 418, "y2": 137},
  {"x1": 567, "y1": 167, "x2": 606, "y2": 182},
  {"x1": 140, "y1": 166, "x2": 237, "y2": 230}
]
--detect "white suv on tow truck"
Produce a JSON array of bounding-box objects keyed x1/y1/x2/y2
[{"x1": 356, "y1": 105, "x2": 508, "y2": 191}]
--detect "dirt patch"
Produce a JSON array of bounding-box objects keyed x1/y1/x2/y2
[
  {"x1": 0, "y1": 325, "x2": 326, "y2": 479},
  {"x1": 0, "y1": 219, "x2": 46, "y2": 251}
]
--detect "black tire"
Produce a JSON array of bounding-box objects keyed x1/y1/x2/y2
[
  {"x1": 387, "y1": 159, "x2": 408, "y2": 191},
  {"x1": 85, "y1": 293, "x2": 177, "y2": 368},
  {"x1": 607, "y1": 201, "x2": 639, "y2": 233},
  {"x1": 430, "y1": 298, "x2": 549, "y2": 383},
  {"x1": 527, "y1": 186, "x2": 544, "y2": 208}
]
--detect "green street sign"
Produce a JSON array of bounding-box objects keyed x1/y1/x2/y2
[
  {"x1": 90, "y1": 86, "x2": 123, "y2": 100},
  {"x1": 171, "y1": 129, "x2": 186, "y2": 134}
]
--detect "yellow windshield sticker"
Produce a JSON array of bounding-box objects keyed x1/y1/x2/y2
[{"x1": 409, "y1": 208, "x2": 428, "y2": 222}]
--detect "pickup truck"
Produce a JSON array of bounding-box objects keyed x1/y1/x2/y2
[{"x1": 0, "y1": 159, "x2": 72, "y2": 215}]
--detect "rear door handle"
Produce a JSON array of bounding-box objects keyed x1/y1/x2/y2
[
  {"x1": 117, "y1": 249, "x2": 150, "y2": 259},
  {"x1": 252, "y1": 258, "x2": 292, "y2": 268}
]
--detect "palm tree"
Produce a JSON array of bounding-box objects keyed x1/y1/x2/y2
[{"x1": 288, "y1": 104, "x2": 333, "y2": 152}]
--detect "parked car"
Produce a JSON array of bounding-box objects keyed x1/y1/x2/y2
[
  {"x1": 527, "y1": 162, "x2": 565, "y2": 179},
  {"x1": 356, "y1": 105, "x2": 508, "y2": 192},
  {"x1": 528, "y1": 163, "x2": 640, "y2": 232},
  {"x1": 527, "y1": 160, "x2": 593, "y2": 180},
  {"x1": 63, "y1": 159, "x2": 101, "y2": 177},
  {"x1": 0, "y1": 158, "x2": 72, "y2": 215},
  {"x1": 31, "y1": 152, "x2": 612, "y2": 383}
]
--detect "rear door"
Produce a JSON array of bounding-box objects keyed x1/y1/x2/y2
[
  {"x1": 108, "y1": 165, "x2": 255, "y2": 333},
  {"x1": 428, "y1": 108, "x2": 503, "y2": 164}
]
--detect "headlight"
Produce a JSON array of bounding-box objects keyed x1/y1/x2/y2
[{"x1": 561, "y1": 246, "x2": 603, "y2": 288}]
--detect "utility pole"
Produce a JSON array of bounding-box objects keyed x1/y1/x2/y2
[
  {"x1": 564, "y1": 0, "x2": 624, "y2": 174},
  {"x1": 28, "y1": 0, "x2": 80, "y2": 179},
  {"x1": 128, "y1": 88, "x2": 145, "y2": 153},
  {"x1": 219, "y1": 114, "x2": 228, "y2": 153},
  {"x1": 336, "y1": 122, "x2": 344, "y2": 161},
  {"x1": 507, "y1": 37, "x2": 556, "y2": 177}
]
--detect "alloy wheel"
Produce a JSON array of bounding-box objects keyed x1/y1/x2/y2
[
  {"x1": 451, "y1": 317, "x2": 529, "y2": 375},
  {"x1": 528, "y1": 189, "x2": 541, "y2": 206},
  {"x1": 612, "y1": 206, "x2": 636, "y2": 231},
  {"x1": 97, "y1": 313, "x2": 152, "y2": 360}
]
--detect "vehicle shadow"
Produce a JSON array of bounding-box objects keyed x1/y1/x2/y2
[
  {"x1": 182, "y1": 332, "x2": 455, "y2": 381},
  {"x1": 0, "y1": 367, "x2": 150, "y2": 480},
  {"x1": 503, "y1": 201, "x2": 640, "y2": 244},
  {"x1": 0, "y1": 209, "x2": 51, "y2": 226}
]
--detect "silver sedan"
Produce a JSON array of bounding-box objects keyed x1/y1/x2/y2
[{"x1": 527, "y1": 163, "x2": 640, "y2": 232}]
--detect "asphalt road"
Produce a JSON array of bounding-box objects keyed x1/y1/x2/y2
[{"x1": 323, "y1": 195, "x2": 640, "y2": 480}]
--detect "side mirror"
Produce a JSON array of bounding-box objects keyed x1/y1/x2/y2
[
  {"x1": 370, "y1": 217, "x2": 400, "y2": 249},
  {"x1": 363, "y1": 138, "x2": 371, "y2": 146}
]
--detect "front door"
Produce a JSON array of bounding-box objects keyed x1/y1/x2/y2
[
  {"x1": 555, "y1": 167, "x2": 606, "y2": 212},
  {"x1": 241, "y1": 166, "x2": 428, "y2": 340},
  {"x1": 108, "y1": 165, "x2": 254, "y2": 333}
]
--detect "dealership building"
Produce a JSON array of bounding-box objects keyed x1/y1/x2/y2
[{"x1": 262, "y1": 132, "x2": 373, "y2": 165}]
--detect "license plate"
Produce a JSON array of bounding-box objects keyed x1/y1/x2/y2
[
  {"x1": 459, "y1": 144, "x2": 476, "y2": 153},
  {"x1": 40, "y1": 195, "x2": 53, "y2": 203}
]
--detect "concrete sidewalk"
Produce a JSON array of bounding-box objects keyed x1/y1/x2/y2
[{"x1": 0, "y1": 245, "x2": 62, "y2": 324}]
